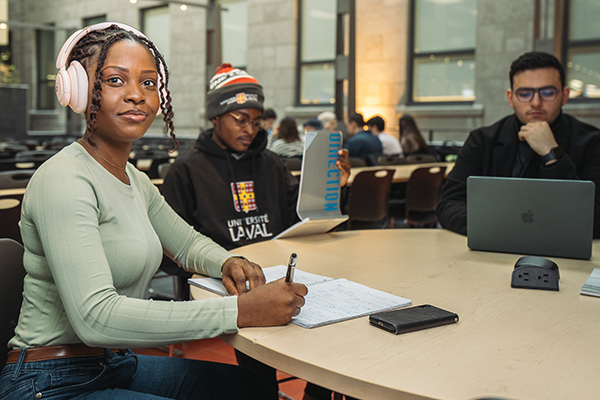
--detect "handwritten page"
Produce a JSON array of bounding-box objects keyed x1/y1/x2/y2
[
  {"x1": 189, "y1": 266, "x2": 412, "y2": 328},
  {"x1": 293, "y1": 278, "x2": 411, "y2": 328}
]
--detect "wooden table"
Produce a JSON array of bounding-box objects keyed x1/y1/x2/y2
[
  {"x1": 191, "y1": 229, "x2": 600, "y2": 400},
  {"x1": 0, "y1": 188, "x2": 25, "y2": 210}
]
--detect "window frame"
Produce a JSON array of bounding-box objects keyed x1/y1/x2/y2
[
  {"x1": 295, "y1": 0, "x2": 337, "y2": 107},
  {"x1": 561, "y1": 0, "x2": 600, "y2": 103},
  {"x1": 218, "y1": 0, "x2": 248, "y2": 70},
  {"x1": 35, "y1": 28, "x2": 55, "y2": 110},
  {"x1": 406, "y1": 0, "x2": 476, "y2": 106}
]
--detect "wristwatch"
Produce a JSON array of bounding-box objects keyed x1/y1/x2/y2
[{"x1": 540, "y1": 146, "x2": 565, "y2": 165}]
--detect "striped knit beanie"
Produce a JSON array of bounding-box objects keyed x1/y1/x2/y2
[{"x1": 206, "y1": 63, "x2": 264, "y2": 120}]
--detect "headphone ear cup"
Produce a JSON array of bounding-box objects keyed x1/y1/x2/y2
[
  {"x1": 55, "y1": 67, "x2": 72, "y2": 107},
  {"x1": 67, "y1": 61, "x2": 89, "y2": 114}
]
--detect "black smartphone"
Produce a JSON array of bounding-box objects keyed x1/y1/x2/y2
[{"x1": 369, "y1": 304, "x2": 458, "y2": 335}]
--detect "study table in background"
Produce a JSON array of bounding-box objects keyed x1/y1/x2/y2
[
  {"x1": 191, "y1": 229, "x2": 600, "y2": 400},
  {"x1": 144, "y1": 162, "x2": 455, "y2": 189},
  {"x1": 291, "y1": 162, "x2": 454, "y2": 185}
]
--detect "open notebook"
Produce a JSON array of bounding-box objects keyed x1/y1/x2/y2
[
  {"x1": 189, "y1": 265, "x2": 411, "y2": 328},
  {"x1": 274, "y1": 130, "x2": 348, "y2": 239}
]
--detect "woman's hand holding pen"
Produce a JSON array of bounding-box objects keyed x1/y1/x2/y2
[{"x1": 236, "y1": 281, "x2": 308, "y2": 327}]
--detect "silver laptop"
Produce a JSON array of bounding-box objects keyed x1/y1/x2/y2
[{"x1": 467, "y1": 176, "x2": 595, "y2": 260}]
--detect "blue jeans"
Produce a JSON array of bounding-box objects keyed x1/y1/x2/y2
[{"x1": 0, "y1": 349, "x2": 277, "y2": 399}]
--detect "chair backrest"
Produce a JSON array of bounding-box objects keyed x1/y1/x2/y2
[
  {"x1": 0, "y1": 158, "x2": 47, "y2": 172},
  {"x1": 347, "y1": 169, "x2": 395, "y2": 225},
  {"x1": 348, "y1": 157, "x2": 367, "y2": 167},
  {"x1": 405, "y1": 166, "x2": 447, "y2": 225},
  {"x1": 378, "y1": 155, "x2": 408, "y2": 166},
  {"x1": 15, "y1": 149, "x2": 58, "y2": 161},
  {"x1": 158, "y1": 162, "x2": 172, "y2": 179},
  {"x1": 0, "y1": 238, "x2": 26, "y2": 366},
  {"x1": 146, "y1": 157, "x2": 174, "y2": 179},
  {"x1": 0, "y1": 144, "x2": 29, "y2": 159},
  {"x1": 280, "y1": 157, "x2": 302, "y2": 171},
  {"x1": 0, "y1": 170, "x2": 35, "y2": 189},
  {"x1": 0, "y1": 189, "x2": 25, "y2": 244},
  {"x1": 405, "y1": 153, "x2": 438, "y2": 164}
]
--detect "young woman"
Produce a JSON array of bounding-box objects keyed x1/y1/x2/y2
[
  {"x1": 269, "y1": 116, "x2": 305, "y2": 158},
  {"x1": 0, "y1": 22, "x2": 306, "y2": 400},
  {"x1": 399, "y1": 114, "x2": 430, "y2": 156}
]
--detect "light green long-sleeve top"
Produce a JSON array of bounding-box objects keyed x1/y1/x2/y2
[{"x1": 9, "y1": 142, "x2": 240, "y2": 350}]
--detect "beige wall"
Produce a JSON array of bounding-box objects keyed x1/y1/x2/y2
[{"x1": 355, "y1": 0, "x2": 408, "y2": 136}]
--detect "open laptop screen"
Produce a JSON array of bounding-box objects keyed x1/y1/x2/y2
[{"x1": 467, "y1": 176, "x2": 594, "y2": 260}]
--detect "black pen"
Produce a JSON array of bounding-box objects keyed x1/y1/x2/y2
[{"x1": 285, "y1": 253, "x2": 297, "y2": 283}]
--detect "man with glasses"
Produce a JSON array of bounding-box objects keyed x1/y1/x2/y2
[
  {"x1": 437, "y1": 51, "x2": 600, "y2": 237},
  {"x1": 163, "y1": 63, "x2": 349, "y2": 249}
]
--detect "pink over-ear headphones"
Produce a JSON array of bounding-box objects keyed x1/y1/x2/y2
[{"x1": 55, "y1": 22, "x2": 165, "y2": 116}]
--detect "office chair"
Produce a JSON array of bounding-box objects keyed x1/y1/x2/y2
[
  {"x1": 377, "y1": 155, "x2": 408, "y2": 165},
  {"x1": 0, "y1": 189, "x2": 25, "y2": 243},
  {"x1": 157, "y1": 162, "x2": 172, "y2": 179},
  {"x1": 280, "y1": 157, "x2": 302, "y2": 171},
  {"x1": 348, "y1": 157, "x2": 367, "y2": 167},
  {"x1": 0, "y1": 144, "x2": 29, "y2": 159},
  {"x1": 15, "y1": 149, "x2": 59, "y2": 161},
  {"x1": 347, "y1": 169, "x2": 394, "y2": 230},
  {"x1": 0, "y1": 238, "x2": 26, "y2": 367},
  {"x1": 146, "y1": 157, "x2": 175, "y2": 179},
  {"x1": 404, "y1": 166, "x2": 446, "y2": 227},
  {"x1": 0, "y1": 158, "x2": 47, "y2": 172},
  {"x1": 405, "y1": 153, "x2": 438, "y2": 164}
]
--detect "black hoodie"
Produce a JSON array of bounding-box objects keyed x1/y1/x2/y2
[{"x1": 161, "y1": 128, "x2": 300, "y2": 250}]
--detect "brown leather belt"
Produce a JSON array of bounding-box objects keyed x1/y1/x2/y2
[{"x1": 5, "y1": 344, "x2": 123, "y2": 364}]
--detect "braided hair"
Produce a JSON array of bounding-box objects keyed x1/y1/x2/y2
[{"x1": 68, "y1": 24, "x2": 178, "y2": 150}]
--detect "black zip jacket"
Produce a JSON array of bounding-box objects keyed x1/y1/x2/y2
[{"x1": 437, "y1": 113, "x2": 600, "y2": 238}]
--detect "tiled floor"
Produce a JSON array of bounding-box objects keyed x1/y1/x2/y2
[{"x1": 133, "y1": 338, "x2": 308, "y2": 400}]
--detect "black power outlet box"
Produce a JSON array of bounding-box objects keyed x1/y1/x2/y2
[{"x1": 511, "y1": 256, "x2": 560, "y2": 291}]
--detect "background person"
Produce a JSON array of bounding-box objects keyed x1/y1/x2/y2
[
  {"x1": 344, "y1": 112, "x2": 382, "y2": 163},
  {"x1": 436, "y1": 51, "x2": 600, "y2": 237},
  {"x1": 367, "y1": 115, "x2": 402, "y2": 156},
  {"x1": 317, "y1": 110, "x2": 338, "y2": 131},
  {"x1": 0, "y1": 23, "x2": 307, "y2": 400},
  {"x1": 398, "y1": 114, "x2": 430, "y2": 156},
  {"x1": 302, "y1": 117, "x2": 323, "y2": 134},
  {"x1": 269, "y1": 116, "x2": 305, "y2": 158}
]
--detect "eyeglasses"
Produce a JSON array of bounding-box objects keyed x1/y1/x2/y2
[
  {"x1": 514, "y1": 86, "x2": 559, "y2": 102},
  {"x1": 228, "y1": 112, "x2": 262, "y2": 132}
]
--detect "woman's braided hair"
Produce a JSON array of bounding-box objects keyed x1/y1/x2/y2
[{"x1": 68, "y1": 24, "x2": 177, "y2": 149}]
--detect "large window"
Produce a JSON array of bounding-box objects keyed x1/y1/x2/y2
[
  {"x1": 297, "y1": 0, "x2": 336, "y2": 105},
  {"x1": 219, "y1": 0, "x2": 247, "y2": 69},
  {"x1": 408, "y1": 0, "x2": 477, "y2": 103},
  {"x1": 564, "y1": 0, "x2": 600, "y2": 100},
  {"x1": 142, "y1": 6, "x2": 170, "y2": 64},
  {"x1": 36, "y1": 29, "x2": 55, "y2": 110},
  {"x1": 83, "y1": 15, "x2": 106, "y2": 27}
]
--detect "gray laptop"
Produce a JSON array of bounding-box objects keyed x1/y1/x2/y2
[{"x1": 467, "y1": 176, "x2": 595, "y2": 259}]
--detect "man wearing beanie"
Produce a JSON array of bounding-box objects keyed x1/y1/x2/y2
[{"x1": 161, "y1": 64, "x2": 351, "y2": 400}]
